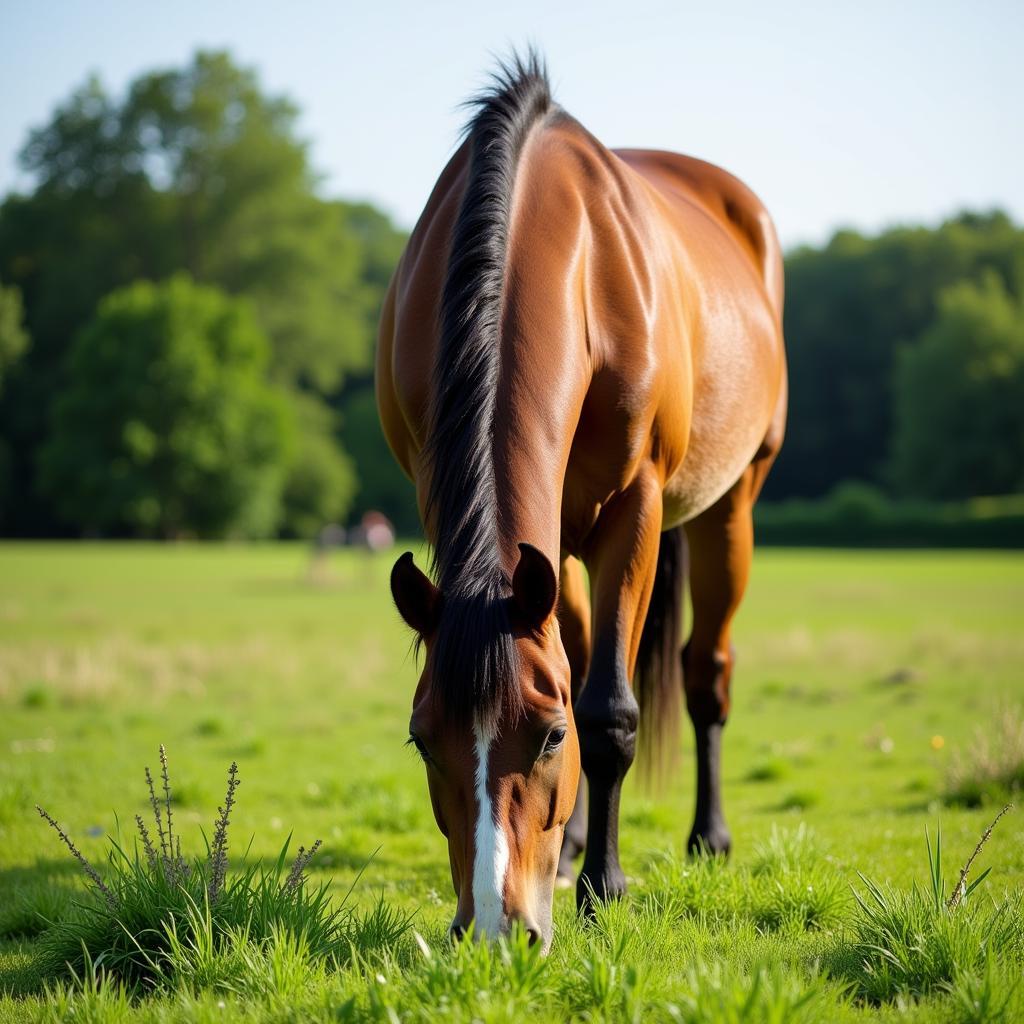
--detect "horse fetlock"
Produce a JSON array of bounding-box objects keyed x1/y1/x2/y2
[
  {"x1": 685, "y1": 688, "x2": 728, "y2": 728},
  {"x1": 688, "y1": 819, "x2": 732, "y2": 857},
  {"x1": 575, "y1": 677, "x2": 639, "y2": 775},
  {"x1": 577, "y1": 715, "x2": 638, "y2": 780}
]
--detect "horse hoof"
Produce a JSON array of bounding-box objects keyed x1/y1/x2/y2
[
  {"x1": 576, "y1": 866, "x2": 627, "y2": 914},
  {"x1": 687, "y1": 825, "x2": 732, "y2": 857}
]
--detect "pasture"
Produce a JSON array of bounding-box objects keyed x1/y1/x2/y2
[{"x1": 0, "y1": 543, "x2": 1022, "y2": 1022}]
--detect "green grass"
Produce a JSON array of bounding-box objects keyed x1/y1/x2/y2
[{"x1": 1, "y1": 544, "x2": 1023, "y2": 1022}]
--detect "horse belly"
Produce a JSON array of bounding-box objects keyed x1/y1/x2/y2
[{"x1": 661, "y1": 316, "x2": 781, "y2": 526}]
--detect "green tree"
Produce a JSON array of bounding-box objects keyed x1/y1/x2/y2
[
  {"x1": 0, "y1": 279, "x2": 29, "y2": 390},
  {"x1": 279, "y1": 393, "x2": 357, "y2": 538},
  {"x1": 0, "y1": 279, "x2": 30, "y2": 526},
  {"x1": 341, "y1": 385, "x2": 420, "y2": 536},
  {"x1": 0, "y1": 51, "x2": 405, "y2": 535},
  {"x1": 888, "y1": 273, "x2": 1024, "y2": 499},
  {"x1": 770, "y1": 211, "x2": 1024, "y2": 499},
  {"x1": 39, "y1": 276, "x2": 292, "y2": 538}
]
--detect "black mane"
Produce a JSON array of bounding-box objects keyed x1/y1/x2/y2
[{"x1": 422, "y1": 51, "x2": 553, "y2": 729}]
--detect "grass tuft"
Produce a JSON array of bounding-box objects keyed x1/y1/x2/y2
[
  {"x1": 643, "y1": 826, "x2": 847, "y2": 935},
  {"x1": 33, "y1": 748, "x2": 414, "y2": 991},
  {"x1": 945, "y1": 704, "x2": 1024, "y2": 807},
  {"x1": 828, "y1": 811, "x2": 1024, "y2": 1003}
]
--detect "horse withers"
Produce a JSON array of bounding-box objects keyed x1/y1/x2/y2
[{"x1": 376, "y1": 53, "x2": 787, "y2": 951}]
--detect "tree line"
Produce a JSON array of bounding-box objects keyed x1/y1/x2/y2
[{"x1": 0, "y1": 51, "x2": 1021, "y2": 539}]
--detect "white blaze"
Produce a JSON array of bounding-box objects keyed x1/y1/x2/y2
[{"x1": 472, "y1": 722, "x2": 509, "y2": 937}]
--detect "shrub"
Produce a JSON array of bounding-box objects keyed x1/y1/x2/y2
[
  {"x1": 754, "y1": 488, "x2": 1024, "y2": 548},
  {"x1": 39, "y1": 275, "x2": 293, "y2": 539}
]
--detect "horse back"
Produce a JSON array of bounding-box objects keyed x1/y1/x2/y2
[{"x1": 614, "y1": 149, "x2": 784, "y2": 323}]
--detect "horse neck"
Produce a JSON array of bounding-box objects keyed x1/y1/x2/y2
[{"x1": 489, "y1": 331, "x2": 588, "y2": 580}]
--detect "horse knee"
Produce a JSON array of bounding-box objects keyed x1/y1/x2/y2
[
  {"x1": 683, "y1": 644, "x2": 733, "y2": 727},
  {"x1": 574, "y1": 675, "x2": 638, "y2": 783}
]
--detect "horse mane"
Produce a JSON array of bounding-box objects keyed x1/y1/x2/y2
[{"x1": 422, "y1": 51, "x2": 554, "y2": 730}]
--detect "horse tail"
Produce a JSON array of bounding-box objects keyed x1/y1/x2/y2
[{"x1": 634, "y1": 525, "x2": 687, "y2": 783}]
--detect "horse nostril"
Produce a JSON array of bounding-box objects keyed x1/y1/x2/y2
[
  {"x1": 525, "y1": 926, "x2": 541, "y2": 946},
  {"x1": 450, "y1": 922, "x2": 466, "y2": 941}
]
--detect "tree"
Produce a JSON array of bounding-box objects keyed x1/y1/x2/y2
[
  {"x1": 0, "y1": 279, "x2": 30, "y2": 526},
  {"x1": 0, "y1": 279, "x2": 29, "y2": 391},
  {"x1": 0, "y1": 51, "x2": 405, "y2": 535},
  {"x1": 341, "y1": 385, "x2": 420, "y2": 536},
  {"x1": 39, "y1": 276, "x2": 292, "y2": 538},
  {"x1": 887, "y1": 273, "x2": 1024, "y2": 499},
  {"x1": 278, "y1": 393, "x2": 357, "y2": 538},
  {"x1": 768, "y1": 211, "x2": 1024, "y2": 499}
]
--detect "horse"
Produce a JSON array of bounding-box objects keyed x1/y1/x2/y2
[{"x1": 376, "y1": 52, "x2": 787, "y2": 951}]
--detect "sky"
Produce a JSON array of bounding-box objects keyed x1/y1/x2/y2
[{"x1": 1, "y1": 0, "x2": 1020, "y2": 249}]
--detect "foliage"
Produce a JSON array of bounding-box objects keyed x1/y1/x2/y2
[
  {"x1": 38, "y1": 275, "x2": 292, "y2": 538},
  {"x1": 0, "y1": 51, "x2": 405, "y2": 537},
  {"x1": 279, "y1": 393, "x2": 357, "y2": 539},
  {"x1": 0, "y1": 278, "x2": 29, "y2": 392},
  {"x1": 888, "y1": 273, "x2": 1024, "y2": 499},
  {"x1": 755, "y1": 486, "x2": 1024, "y2": 547},
  {"x1": 13, "y1": 51, "x2": 383, "y2": 394},
  {"x1": 0, "y1": 279, "x2": 30, "y2": 530},
  {"x1": 770, "y1": 210, "x2": 1024, "y2": 501}
]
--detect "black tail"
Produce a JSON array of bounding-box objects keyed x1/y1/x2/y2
[{"x1": 634, "y1": 525, "x2": 687, "y2": 782}]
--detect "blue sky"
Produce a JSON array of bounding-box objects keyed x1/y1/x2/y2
[{"x1": 2, "y1": 0, "x2": 1019, "y2": 248}]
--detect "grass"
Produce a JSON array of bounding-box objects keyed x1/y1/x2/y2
[
  {"x1": 31, "y1": 749, "x2": 412, "y2": 992},
  {"x1": 945, "y1": 704, "x2": 1024, "y2": 808},
  {"x1": 0, "y1": 543, "x2": 1023, "y2": 1021}
]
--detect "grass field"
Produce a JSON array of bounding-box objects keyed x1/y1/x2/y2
[{"x1": 0, "y1": 543, "x2": 1022, "y2": 1022}]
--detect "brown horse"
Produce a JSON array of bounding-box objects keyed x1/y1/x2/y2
[{"x1": 377, "y1": 53, "x2": 786, "y2": 950}]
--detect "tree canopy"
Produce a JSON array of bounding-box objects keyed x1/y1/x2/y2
[
  {"x1": 769, "y1": 211, "x2": 1024, "y2": 501},
  {"x1": 0, "y1": 51, "x2": 404, "y2": 537},
  {"x1": 0, "y1": 49, "x2": 1021, "y2": 540},
  {"x1": 887, "y1": 272, "x2": 1024, "y2": 499},
  {"x1": 39, "y1": 276, "x2": 292, "y2": 538},
  {"x1": 0, "y1": 279, "x2": 28, "y2": 393}
]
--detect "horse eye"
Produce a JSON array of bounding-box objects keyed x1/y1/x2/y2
[
  {"x1": 408, "y1": 734, "x2": 431, "y2": 763},
  {"x1": 543, "y1": 727, "x2": 566, "y2": 754}
]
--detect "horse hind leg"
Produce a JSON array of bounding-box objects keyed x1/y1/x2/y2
[
  {"x1": 682, "y1": 331, "x2": 785, "y2": 855},
  {"x1": 556, "y1": 556, "x2": 590, "y2": 886},
  {"x1": 682, "y1": 461, "x2": 766, "y2": 855}
]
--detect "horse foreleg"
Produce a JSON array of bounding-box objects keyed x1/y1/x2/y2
[{"x1": 575, "y1": 471, "x2": 662, "y2": 910}]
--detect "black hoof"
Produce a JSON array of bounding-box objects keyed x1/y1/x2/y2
[
  {"x1": 576, "y1": 865, "x2": 627, "y2": 914},
  {"x1": 687, "y1": 824, "x2": 732, "y2": 857}
]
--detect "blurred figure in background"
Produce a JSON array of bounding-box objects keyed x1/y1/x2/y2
[{"x1": 308, "y1": 511, "x2": 395, "y2": 585}]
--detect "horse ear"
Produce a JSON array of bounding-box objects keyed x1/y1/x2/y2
[
  {"x1": 391, "y1": 552, "x2": 441, "y2": 636},
  {"x1": 511, "y1": 542, "x2": 558, "y2": 631}
]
